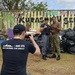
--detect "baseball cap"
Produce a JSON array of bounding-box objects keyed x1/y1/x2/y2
[
  {"x1": 44, "y1": 17, "x2": 49, "y2": 21},
  {"x1": 13, "y1": 24, "x2": 26, "y2": 32}
]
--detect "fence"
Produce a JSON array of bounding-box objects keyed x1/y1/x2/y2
[{"x1": 0, "y1": 10, "x2": 75, "y2": 30}]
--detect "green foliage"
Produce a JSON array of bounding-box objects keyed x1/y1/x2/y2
[
  {"x1": 2, "y1": 0, "x2": 27, "y2": 10},
  {"x1": 33, "y1": 2, "x2": 48, "y2": 11},
  {"x1": 2, "y1": 0, "x2": 48, "y2": 10}
]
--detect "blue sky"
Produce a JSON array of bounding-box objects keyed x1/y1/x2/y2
[
  {"x1": 32, "y1": 0, "x2": 75, "y2": 10},
  {"x1": 1, "y1": 0, "x2": 75, "y2": 10}
]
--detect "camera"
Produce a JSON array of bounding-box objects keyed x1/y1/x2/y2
[{"x1": 25, "y1": 34, "x2": 31, "y2": 38}]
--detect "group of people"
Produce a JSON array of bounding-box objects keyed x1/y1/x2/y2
[
  {"x1": 1, "y1": 16, "x2": 61, "y2": 75},
  {"x1": 40, "y1": 16, "x2": 61, "y2": 60}
]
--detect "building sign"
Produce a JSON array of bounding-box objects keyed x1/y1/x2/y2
[
  {"x1": 0, "y1": 10, "x2": 75, "y2": 29},
  {"x1": 44, "y1": 11, "x2": 58, "y2": 16},
  {"x1": 70, "y1": 11, "x2": 75, "y2": 15},
  {"x1": 19, "y1": 16, "x2": 75, "y2": 24},
  {"x1": 60, "y1": 11, "x2": 67, "y2": 15}
]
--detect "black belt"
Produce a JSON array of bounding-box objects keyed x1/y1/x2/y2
[{"x1": 42, "y1": 34, "x2": 49, "y2": 35}]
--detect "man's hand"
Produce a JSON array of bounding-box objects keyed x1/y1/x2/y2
[
  {"x1": 44, "y1": 25, "x2": 47, "y2": 29},
  {"x1": 53, "y1": 25, "x2": 61, "y2": 31},
  {"x1": 29, "y1": 34, "x2": 34, "y2": 42},
  {"x1": 50, "y1": 30, "x2": 55, "y2": 33},
  {"x1": 40, "y1": 25, "x2": 47, "y2": 32}
]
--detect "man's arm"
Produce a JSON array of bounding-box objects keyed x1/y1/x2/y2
[
  {"x1": 56, "y1": 23, "x2": 61, "y2": 31},
  {"x1": 50, "y1": 30, "x2": 55, "y2": 33},
  {"x1": 40, "y1": 27, "x2": 45, "y2": 31},
  {"x1": 29, "y1": 34, "x2": 41, "y2": 55},
  {"x1": 50, "y1": 25, "x2": 55, "y2": 33},
  {"x1": 40, "y1": 24, "x2": 47, "y2": 32}
]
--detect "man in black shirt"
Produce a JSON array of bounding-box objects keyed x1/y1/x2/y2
[
  {"x1": 40, "y1": 17, "x2": 50, "y2": 60},
  {"x1": 1, "y1": 24, "x2": 41, "y2": 75}
]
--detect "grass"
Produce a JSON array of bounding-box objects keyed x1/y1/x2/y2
[
  {"x1": 27, "y1": 53, "x2": 75, "y2": 75},
  {"x1": 0, "y1": 47, "x2": 75, "y2": 75}
]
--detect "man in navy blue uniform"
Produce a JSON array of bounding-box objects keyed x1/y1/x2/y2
[
  {"x1": 1, "y1": 24, "x2": 41, "y2": 75},
  {"x1": 40, "y1": 17, "x2": 50, "y2": 60}
]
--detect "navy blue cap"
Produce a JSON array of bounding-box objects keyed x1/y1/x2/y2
[
  {"x1": 44, "y1": 17, "x2": 49, "y2": 21},
  {"x1": 13, "y1": 24, "x2": 26, "y2": 32}
]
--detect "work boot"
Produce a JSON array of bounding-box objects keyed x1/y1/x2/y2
[
  {"x1": 42, "y1": 55, "x2": 47, "y2": 60},
  {"x1": 56, "y1": 55, "x2": 60, "y2": 60},
  {"x1": 49, "y1": 54, "x2": 56, "y2": 58}
]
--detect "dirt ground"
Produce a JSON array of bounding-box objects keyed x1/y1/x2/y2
[
  {"x1": 0, "y1": 47, "x2": 75, "y2": 75},
  {"x1": 27, "y1": 53, "x2": 75, "y2": 75}
]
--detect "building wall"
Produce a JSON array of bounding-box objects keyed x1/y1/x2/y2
[{"x1": 0, "y1": 10, "x2": 75, "y2": 30}]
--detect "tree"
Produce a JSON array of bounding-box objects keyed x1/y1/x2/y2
[
  {"x1": 33, "y1": 2, "x2": 48, "y2": 11},
  {"x1": 2, "y1": 0, "x2": 28, "y2": 10},
  {"x1": 2, "y1": 0, "x2": 48, "y2": 10},
  {"x1": 27, "y1": 1, "x2": 48, "y2": 11}
]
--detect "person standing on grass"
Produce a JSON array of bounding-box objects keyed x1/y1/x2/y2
[
  {"x1": 50, "y1": 16, "x2": 61, "y2": 60},
  {"x1": 1, "y1": 24, "x2": 41, "y2": 75},
  {"x1": 40, "y1": 17, "x2": 50, "y2": 60}
]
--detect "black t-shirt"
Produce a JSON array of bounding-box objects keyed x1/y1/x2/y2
[
  {"x1": 1, "y1": 39, "x2": 36, "y2": 75},
  {"x1": 40, "y1": 23, "x2": 50, "y2": 35}
]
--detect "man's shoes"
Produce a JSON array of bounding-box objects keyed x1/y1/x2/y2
[
  {"x1": 42, "y1": 55, "x2": 47, "y2": 60},
  {"x1": 49, "y1": 54, "x2": 56, "y2": 58},
  {"x1": 56, "y1": 55, "x2": 60, "y2": 60}
]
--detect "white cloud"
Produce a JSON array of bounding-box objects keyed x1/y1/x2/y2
[
  {"x1": 56, "y1": 0, "x2": 75, "y2": 9},
  {"x1": 57, "y1": 0, "x2": 75, "y2": 3}
]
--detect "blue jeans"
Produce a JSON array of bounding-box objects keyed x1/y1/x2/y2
[{"x1": 41, "y1": 34, "x2": 49, "y2": 56}]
